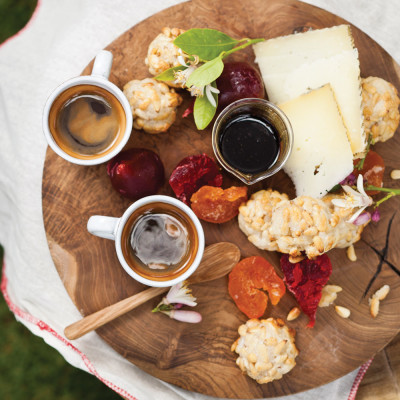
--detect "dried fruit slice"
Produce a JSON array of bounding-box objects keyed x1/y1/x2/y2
[
  {"x1": 190, "y1": 185, "x2": 248, "y2": 223},
  {"x1": 353, "y1": 150, "x2": 385, "y2": 195},
  {"x1": 280, "y1": 254, "x2": 332, "y2": 328},
  {"x1": 229, "y1": 256, "x2": 286, "y2": 319},
  {"x1": 169, "y1": 154, "x2": 223, "y2": 205}
]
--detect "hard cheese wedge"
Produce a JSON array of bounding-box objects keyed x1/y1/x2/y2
[
  {"x1": 253, "y1": 25, "x2": 355, "y2": 72},
  {"x1": 253, "y1": 25, "x2": 365, "y2": 156},
  {"x1": 279, "y1": 85, "x2": 353, "y2": 198}
]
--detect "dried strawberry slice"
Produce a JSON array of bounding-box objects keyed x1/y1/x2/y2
[
  {"x1": 280, "y1": 254, "x2": 332, "y2": 328},
  {"x1": 169, "y1": 154, "x2": 223, "y2": 205},
  {"x1": 182, "y1": 99, "x2": 195, "y2": 118},
  {"x1": 229, "y1": 256, "x2": 286, "y2": 319}
]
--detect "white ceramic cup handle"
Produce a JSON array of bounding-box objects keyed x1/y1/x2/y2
[
  {"x1": 91, "y1": 50, "x2": 113, "y2": 79},
  {"x1": 87, "y1": 216, "x2": 119, "y2": 240}
]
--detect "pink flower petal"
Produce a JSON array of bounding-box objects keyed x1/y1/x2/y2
[
  {"x1": 169, "y1": 310, "x2": 202, "y2": 323},
  {"x1": 371, "y1": 209, "x2": 381, "y2": 222},
  {"x1": 352, "y1": 211, "x2": 371, "y2": 226}
]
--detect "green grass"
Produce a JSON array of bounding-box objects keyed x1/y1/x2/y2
[
  {"x1": 0, "y1": 0, "x2": 37, "y2": 43},
  {"x1": 0, "y1": 280, "x2": 120, "y2": 400},
  {"x1": 0, "y1": 257, "x2": 123, "y2": 400},
  {"x1": 0, "y1": 2, "x2": 122, "y2": 399}
]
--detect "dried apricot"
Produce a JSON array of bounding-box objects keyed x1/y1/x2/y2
[
  {"x1": 190, "y1": 186, "x2": 248, "y2": 223},
  {"x1": 228, "y1": 256, "x2": 286, "y2": 319},
  {"x1": 353, "y1": 150, "x2": 385, "y2": 195},
  {"x1": 169, "y1": 154, "x2": 223, "y2": 205}
]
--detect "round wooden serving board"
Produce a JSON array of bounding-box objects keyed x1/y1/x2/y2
[{"x1": 42, "y1": 0, "x2": 400, "y2": 398}]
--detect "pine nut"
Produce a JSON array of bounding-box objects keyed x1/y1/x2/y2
[
  {"x1": 335, "y1": 305, "x2": 351, "y2": 318},
  {"x1": 374, "y1": 284, "x2": 390, "y2": 301},
  {"x1": 368, "y1": 284, "x2": 390, "y2": 318},
  {"x1": 369, "y1": 297, "x2": 380, "y2": 318},
  {"x1": 287, "y1": 307, "x2": 301, "y2": 321},
  {"x1": 347, "y1": 245, "x2": 357, "y2": 262},
  {"x1": 390, "y1": 169, "x2": 400, "y2": 180}
]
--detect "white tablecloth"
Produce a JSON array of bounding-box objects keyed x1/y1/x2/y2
[{"x1": 1, "y1": 1, "x2": 399, "y2": 399}]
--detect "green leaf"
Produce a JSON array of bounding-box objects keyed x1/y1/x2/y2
[
  {"x1": 155, "y1": 65, "x2": 186, "y2": 81},
  {"x1": 186, "y1": 57, "x2": 224, "y2": 88},
  {"x1": 193, "y1": 81, "x2": 218, "y2": 130},
  {"x1": 174, "y1": 28, "x2": 239, "y2": 60}
]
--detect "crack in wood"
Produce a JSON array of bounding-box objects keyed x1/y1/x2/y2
[{"x1": 361, "y1": 213, "x2": 398, "y2": 299}]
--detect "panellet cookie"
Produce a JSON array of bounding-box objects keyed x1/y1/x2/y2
[
  {"x1": 123, "y1": 78, "x2": 182, "y2": 134},
  {"x1": 238, "y1": 189, "x2": 367, "y2": 259},
  {"x1": 362, "y1": 76, "x2": 400, "y2": 143},
  {"x1": 231, "y1": 318, "x2": 298, "y2": 384},
  {"x1": 145, "y1": 27, "x2": 185, "y2": 88}
]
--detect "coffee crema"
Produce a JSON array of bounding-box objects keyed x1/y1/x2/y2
[
  {"x1": 121, "y1": 203, "x2": 198, "y2": 282},
  {"x1": 48, "y1": 84, "x2": 126, "y2": 160}
]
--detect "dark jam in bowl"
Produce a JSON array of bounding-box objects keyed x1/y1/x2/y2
[{"x1": 218, "y1": 114, "x2": 280, "y2": 174}]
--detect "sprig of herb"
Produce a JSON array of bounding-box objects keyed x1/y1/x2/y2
[
  {"x1": 374, "y1": 192, "x2": 396, "y2": 208},
  {"x1": 155, "y1": 28, "x2": 264, "y2": 130},
  {"x1": 333, "y1": 173, "x2": 400, "y2": 226}
]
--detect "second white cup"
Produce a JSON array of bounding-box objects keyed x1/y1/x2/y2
[{"x1": 87, "y1": 195, "x2": 205, "y2": 287}]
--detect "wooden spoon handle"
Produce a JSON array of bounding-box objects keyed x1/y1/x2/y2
[
  {"x1": 64, "y1": 286, "x2": 167, "y2": 340},
  {"x1": 64, "y1": 242, "x2": 239, "y2": 340}
]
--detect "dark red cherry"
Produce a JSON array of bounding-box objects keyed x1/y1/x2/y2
[
  {"x1": 216, "y1": 61, "x2": 264, "y2": 110},
  {"x1": 107, "y1": 148, "x2": 165, "y2": 200}
]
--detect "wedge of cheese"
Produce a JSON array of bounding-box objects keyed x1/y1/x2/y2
[
  {"x1": 253, "y1": 25, "x2": 365, "y2": 156},
  {"x1": 253, "y1": 25, "x2": 354, "y2": 65},
  {"x1": 279, "y1": 85, "x2": 353, "y2": 198}
]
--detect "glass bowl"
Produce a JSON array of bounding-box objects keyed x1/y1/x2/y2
[{"x1": 212, "y1": 98, "x2": 293, "y2": 185}]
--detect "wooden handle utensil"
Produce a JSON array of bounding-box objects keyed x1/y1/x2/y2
[{"x1": 64, "y1": 242, "x2": 240, "y2": 340}]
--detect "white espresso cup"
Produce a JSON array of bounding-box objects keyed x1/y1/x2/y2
[
  {"x1": 87, "y1": 195, "x2": 205, "y2": 287},
  {"x1": 42, "y1": 50, "x2": 132, "y2": 165}
]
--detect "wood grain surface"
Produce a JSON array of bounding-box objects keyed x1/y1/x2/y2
[
  {"x1": 42, "y1": 0, "x2": 400, "y2": 398},
  {"x1": 64, "y1": 242, "x2": 240, "y2": 340},
  {"x1": 358, "y1": 332, "x2": 400, "y2": 400}
]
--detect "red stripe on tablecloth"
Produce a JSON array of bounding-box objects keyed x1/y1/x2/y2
[
  {"x1": 0, "y1": 0, "x2": 42, "y2": 49},
  {"x1": 347, "y1": 358, "x2": 373, "y2": 400},
  {"x1": 0, "y1": 261, "x2": 138, "y2": 400},
  {"x1": 1, "y1": 258, "x2": 373, "y2": 400}
]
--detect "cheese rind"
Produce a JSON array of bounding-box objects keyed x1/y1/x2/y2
[
  {"x1": 279, "y1": 85, "x2": 354, "y2": 198},
  {"x1": 253, "y1": 25, "x2": 365, "y2": 156}
]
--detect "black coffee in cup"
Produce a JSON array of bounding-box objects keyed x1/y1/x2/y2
[
  {"x1": 48, "y1": 84, "x2": 126, "y2": 160},
  {"x1": 121, "y1": 202, "x2": 199, "y2": 282}
]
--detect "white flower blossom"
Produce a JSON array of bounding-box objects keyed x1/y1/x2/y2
[
  {"x1": 331, "y1": 174, "x2": 373, "y2": 223},
  {"x1": 174, "y1": 65, "x2": 197, "y2": 86},
  {"x1": 174, "y1": 49, "x2": 201, "y2": 86},
  {"x1": 163, "y1": 281, "x2": 197, "y2": 307},
  {"x1": 177, "y1": 48, "x2": 199, "y2": 67},
  {"x1": 204, "y1": 84, "x2": 220, "y2": 107},
  {"x1": 177, "y1": 48, "x2": 189, "y2": 67},
  {"x1": 188, "y1": 83, "x2": 203, "y2": 97},
  {"x1": 174, "y1": 49, "x2": 220, "y2": 106},
  {"x1": 188, "y1": 83, "x2": 219, "y2": 107}
]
